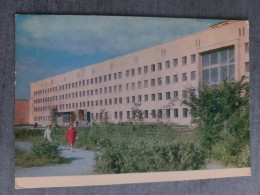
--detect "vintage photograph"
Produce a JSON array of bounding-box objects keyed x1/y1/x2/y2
[{"x1": 15, "y1": 15, "x2": 250, "y2": 178}]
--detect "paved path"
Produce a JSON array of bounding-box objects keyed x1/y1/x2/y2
[{"x1": 15, "y1": 141, "x2": 97, "y2": 177}]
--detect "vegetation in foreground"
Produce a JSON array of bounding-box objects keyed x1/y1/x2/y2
[
  {"x1": 15, "y1": 141, "x2": 70, "y2": 168},
  {"x1": 15, "y1": 77, "x2": 250, "y2": 172}
]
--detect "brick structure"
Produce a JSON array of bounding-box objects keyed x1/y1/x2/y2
[{"x1": 15, "y1": 100, "x2": 30, "y2": 125}]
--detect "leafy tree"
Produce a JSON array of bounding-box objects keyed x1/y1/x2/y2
[
  {"x1": 50, "y1": 107, "x2": 58, "y2": 126},
  {"x1": 183, "y1": 76, "x2": 249, "y2": 150}
]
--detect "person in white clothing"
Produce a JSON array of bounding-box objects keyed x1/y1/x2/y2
[{"x1": 44, "y1": 124, "x2": 52, "y2": 142}]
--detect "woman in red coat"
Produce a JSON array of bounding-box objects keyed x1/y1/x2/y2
[{"x1": 65, "y1": 123, "x2": 77, "y2": 151}]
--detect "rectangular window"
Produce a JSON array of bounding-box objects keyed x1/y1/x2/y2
[
  {"x1": 95, "y1": 77, "x2": 98, "y2": 84},
  {"x1": 99, "y1": 76, "x2": 102, "y2": 83},
  {"x1": 87, "y1": 101, "x2": 90, "y2": 107},
  {"x1": 108, "y1": 74, "x2": 112, "y2": 81},
  {"x1": 104, "y1": 75, "x2": 107, "y2": 82},
  {"x1": 127, "y1": 97, "x2": 130, "y2": 103},
  {"x1": 173, "y1": 58, "x2": 178, "y2": 67},
  {"x1": 138, "y1": 67, "x2": 142, "y2": 75},
  {"x1": 99, "y1": 88, "x2": 102, "y2": 94},
  {"x1": 95, "y1": 89, "x2": 98, "y2": 95},
  {"x1": 109, "y1": 99, "x2": 112, "y2": 105},
  {"x1": 158, "y1": 77, "x2": 162, "y2": 86},
  {"x1": 166, "y1": 109, "x2": 171, "y2": 118},
  {"x1": 191, "y1": 71, "x2": 196, "y2": 80},
  {"x1": 144, "y1": 110, "x2": 148, "y2": 118},
  {"x1": 144, "y1": 94, "x2": 148, "y2": 101},
  {"x1": 182, "y1": 90, "x2": 187, "y2": 98},
  {"x1": 166, "y1": 76, "x2": 170, "y2": 84},
  {"x1": 119, "y1": 97, "x2": 122, "y2": 104},
  {"x1": 131, "y1": 82, "x2": 135, "y2": 90},
  {"x1": 87, "y1": 79, "x2": 89, "y2": 85},
  {"x1": 202, "y1": 69, "x2": 210, "y2": 84},
  {"x1": 151, "y1": 94, "x2": 155, "y2": 101},
  {"x1": 105, "y1": 99, "x2": 108, "y2": 105},
  {"x1": 126, "y1": 83, "x2": 129, "y2": 91},
  {"x1": 119, "y1": 84, "x2": 122, "y2": 92},
  {"x1": 132, "y1": 96, "x2": 135, "y2": 103},
  {"x1": 173, "y1": 74, "x2": 178, "y2": 83},
  {"x1": 119, "y1": 111, "x2": 123, "y2": 120},
  {"x1": 245, "y1": 62, "x2": 250, "y2": 73},
  {"x1": 131, "y1": 69, "x2": 135, "y2": 76},
  {"x1": 151, "y1": 64, "x2": 155, "y2": 72},
  {"x1": 114, "y1": 85, "x2": 117, "y2": 93},
  {"x1": 166, "y1": 60, "x2": 170, "y2": 69},
  {"x1": 126, "y1": 70, "x2": 130, "y2": 77},
  {"x1": 174, "y1": 109, "x2": 178, "y2": 118},
  {"x1": 158, "y1": 93, "x2": 162, "y2": 101},
  {"x1": 91, "y1": 78, "x2": 93, "y2": 84},
  {"x1": 144, "y1": 80, "x2": 148, "y2": 88},
  {"x1": 114, "y1": 98, "x2": 117, "y2": 104},
  {"x1": 152, "y1": 110, "x2": 156, "y2": 118},
  {"x1": 138, "y1": 81, "x2": 142, "y2": 89},
  {"x1": 174, "y1": 91, "x2": 178, "y2": 98},
  {"x1": 118, "y1": 72, "x2": 122, "y2": 79},
  {"x1": 91, "y1": 101, "x2": 94, "y2": 106},
  {"x1": 158, "y1": 109, "x2": 162, "y2": 118},
  {"x1": 191, "y1": 54, "x2": 196, "y2": 64},
  {"x1": 158, "y1": 62, "x2": 162, "y2": 70},
  {"x1": 109, "y1": 87, "x2": 112, "y2": 93},
  {"x1": 114, "y1": 73, "x2": 117, "y2": 80},
  {"x1": 151, "y1": 79, "x2": 155, "y2": 87},
  {"x1": 166, "y1": 92, "x2": 171, "y2": 100},
  {"x1": 127, "y1": 111, "x2": 130, "y2": 119},
  {"x1": 211, "y1": 67, "x2": 218, "y2": 83},
  {"x1": 182, "y1": 56, "x2": 187, "y2": 65},
  {"x1": 96, "y1": 100, "x2": 98, "y2": 106},
  {"x1": 182, "y1": 73, "x2": 187, "y2": 82},
  {"x1": 138, "y1": 95, "x2": 142, "y2": 102},
  {"x1": 104, "y1": 87, "x2": 107, "y2": 94},
  {"x1": 144, "y1": 66, "x2": 148, "y2": 74},
  {"x1": 100, "y1": 100, "x2": 103, "y2": 106},
  {"x1": 245, "y1": 43, "x2": 249, "y2": 53},
  {"x1": 183, "y1": 108, "x2": 188, "y2": 118}
]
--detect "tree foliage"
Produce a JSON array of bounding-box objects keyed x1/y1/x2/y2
[
  {"x1": 50, "y1": 107, "x2": 58, "y2": 126},
  {"x1": 183, "y1": 76, "x2": 249, "y2": 151}
]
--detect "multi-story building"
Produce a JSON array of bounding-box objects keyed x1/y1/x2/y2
[{"x1": 29, "y1": 20, "x2": 249, "y2": 126}]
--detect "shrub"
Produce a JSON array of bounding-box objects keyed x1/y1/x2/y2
[
  {"x1": 32, "y1": 141, "x2": 61, "y2": 159},
  {"x1": 94, "y1": 137, "x2": 206, "y2": 174}
]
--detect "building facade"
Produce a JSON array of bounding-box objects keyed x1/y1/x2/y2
[
  {"x1": 15, "y1": 100, "x2": 30, "y2": 125},
  {"x1": 30, "y1": 20, "x2": 249, "y2": 126}
]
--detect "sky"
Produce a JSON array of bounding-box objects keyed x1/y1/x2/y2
[{"x1": 15, "y1": 15, "x2": 224, "y2": 100}]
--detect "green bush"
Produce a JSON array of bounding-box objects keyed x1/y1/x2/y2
[
  {"x1": 95, "y1": 137, "x2": 206, "y2": 174},
  {"x1": 32, "y1": 141, "x2": 61, "y2": 159}
]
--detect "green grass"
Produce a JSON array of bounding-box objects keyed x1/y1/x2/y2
[{"x1": 15, "y1": 149, "x2": 70, "y2": 168}]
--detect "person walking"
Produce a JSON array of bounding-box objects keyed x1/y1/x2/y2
[
  {"x1": 44, "y1": 124, "x2": 52, "y2": 142},
  {"x1": 65, "y1": 123, "x2": 77, "y2": 152}
]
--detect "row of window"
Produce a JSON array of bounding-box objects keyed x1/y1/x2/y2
[
  {"x1": 33, "y1": 89, "x2": 195, "y2": 109},
  {"x1": 33, "y1": 108, "x2": 188, "y2": 122},
  {"x1": 33, "y1": 72, "x2": 197, "y2": 103},
  {"x1": 33, "y1": 55, "x2": 197, "y2": 97}
]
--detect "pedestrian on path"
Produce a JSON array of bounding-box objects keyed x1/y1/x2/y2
[
  {"x1": 65, "y1": 123, "x2": 77, "y2": 152},
  {"x1": 44, "y1": 124, "x2": 52, "y2": 142}
]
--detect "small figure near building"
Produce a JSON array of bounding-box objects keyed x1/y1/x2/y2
[
  {"x1": 65, "y1": 123, "x2": 77, "y2": 152},
  {"x1": 44, "y1": 124, "x2": 52, "y2": 142}
]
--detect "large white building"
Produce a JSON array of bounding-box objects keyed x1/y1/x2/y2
[{"x1": 30, "y1": 20, "x2": 249, "y2": 126}]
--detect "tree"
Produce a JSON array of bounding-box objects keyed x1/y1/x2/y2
[
  {"x1": 182, "y1": 76, "x2": 249, "y2": 150},
  {"x1": 50, "y1": 107, "x2": 58, "y2": 126},
  {"x1": 131, "y1": 102, "x2": 143, "y2": 123}
]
